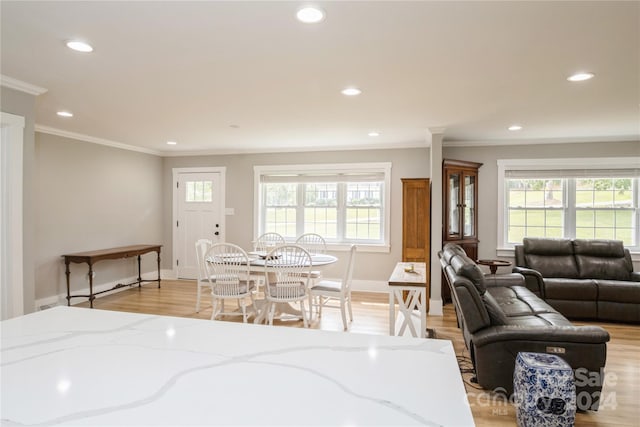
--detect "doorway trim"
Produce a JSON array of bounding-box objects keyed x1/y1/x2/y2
[
  {"x1": 1, "y1": 112, "x2": 25, "y2": 319},
  {"x1": 172, "y1": 167, "x2": 226, "y2": 279}
]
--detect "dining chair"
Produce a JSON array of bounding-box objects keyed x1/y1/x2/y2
[
  {"x1": 254, "y1": 232, "x2": 285, "y2": 252},
  {"x1": 295, "y1": 233, "x2": 328, "y2": 307},
  {"x1": 195, "y1": 238, "x2": 213, "y2": 313},
  {"x1": 205, "y1": 243, "x2": 257, "y2": 323},
  {"x1": 309, "y1": 245, "x2": 357, "y2": 330},
  {"x1": 251, "y1": 232, "x2": 285, "y2": 294},
  {"x1": 263, "y1": 244, "x2": 313, "y2": 327},
  {"x1": 295, "y1": 233, "x2": 326, "y2": 254}
]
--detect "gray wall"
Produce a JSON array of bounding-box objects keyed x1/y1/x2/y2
[
  {"x1": 1, "y1": 86, "x2": 36, "y2": 313},
  {"x1": 443, "y1": 140, "x2": 640, "y2": 269},
  {"x1": 35, "y1": 133, "x2": 164, "y2": 303},
  {"x1": 162, "y1": 147, "x2": 430, "y2": 282}
]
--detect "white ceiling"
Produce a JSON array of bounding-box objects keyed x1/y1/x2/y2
[{"x1": 1, "y1": 1, "x2": 638, "y2": 156}]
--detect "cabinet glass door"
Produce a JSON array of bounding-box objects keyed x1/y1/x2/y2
[
  {"x1": 463, "y1": 174, "x2": 476, "y2": 237},
  {"x1": 448, "y1": 172, "x2": 461, "y2": 238}
]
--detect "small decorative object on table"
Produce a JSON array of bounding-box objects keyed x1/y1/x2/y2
[
  {"x1": 514, "y1": 352, "x2": 576, "y2": 427},
  {"x1": 403, "y1": 263, "x2": 416, "y2": 273}
]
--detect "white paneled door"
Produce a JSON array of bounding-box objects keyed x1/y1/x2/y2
[{"x1": 175, "y1": 170, "x2": 225, "y2": 279}]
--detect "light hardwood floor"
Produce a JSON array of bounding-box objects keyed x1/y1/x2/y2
[{"x1": 76, "y1": 280, "x2": 639, "y2": 426}]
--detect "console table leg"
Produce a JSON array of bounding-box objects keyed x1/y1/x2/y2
[
  {"x1": 65, "y1": 260, "x2": 71, "y2": 306},
  {"x1": 389, "y1": 290, "x2": 395, "y2": 336},
  {"x1": 137, "y1": 255, "x2": 142, "y2": 287},
  {"x1": 88, "y1": 264, "x2": 95, "y2": 308},
  {"x1": 157, "y1": 250, "x2": 161, "y2": 288}
]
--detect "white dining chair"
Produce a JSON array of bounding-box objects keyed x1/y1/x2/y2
[
  {"x1": 205, "y1": 243, "x2": 257, "y2": 323},
  {"x1": 309, "y1": 245, "x2": 357, "y2": 330},
  {"x1": 263, "y1": 244, "x2": 312, "y2": 327},
  {"x1": 254, "y1": 232, "x2": 285, "y2": 253},
  {"x1": 295, "y1": 233, "x2": 327, "y2": 255},
  {"x1": 295, "y1": 233, "x2": 328, "y2": 308},
  {"x1": 195, "y1": 238, "x2": 213, "y2": 313},
  {"x1": 252, "y1": 232, "x2": 286, "y2": 294}
]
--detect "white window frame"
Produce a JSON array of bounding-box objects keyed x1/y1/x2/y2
[
  {"x1": 497, "y1": 157, "x2": 640, "y2": 258},
  {"x1": 254, "y1": 162, "x2": 392, "y2": 252}
]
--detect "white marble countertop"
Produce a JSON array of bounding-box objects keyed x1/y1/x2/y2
[{"x1": 1, "y1": 306, "x2": 474, "y2": 426}]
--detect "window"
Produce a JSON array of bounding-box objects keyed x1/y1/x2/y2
[
  {"x1": 255, "y1": 163, "x2": 391, "y2": 250},
  {"x1": 185, "y1": 180, "x2": 213, "y2": 202},
  {"x1": 507, "y1": 178, "x2": 564, "y2": 242},
  {"x1": 498, "y1": 158, "x2": 640, "y2": 251}
]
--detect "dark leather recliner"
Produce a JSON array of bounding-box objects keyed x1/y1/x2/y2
[
  {"x1": 514, "y1": 238, "x2": 640, "y2": 322},
  {"x1": 439, "y1": 243, "x2": 610, "y2": 410}
]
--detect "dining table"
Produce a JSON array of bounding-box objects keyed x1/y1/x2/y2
[{"x1": 207, "y1": 250, "x2": 338, "y2": 324}]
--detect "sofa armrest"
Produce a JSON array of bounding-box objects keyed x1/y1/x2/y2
[
  {"x1": 483, "y1": 272, "x2": 525, "y2": 288},
  {"x1": 473, "y1": 325, "x2": 610, "y2": 347},
  {"x1": 512, "y1": 266, "x2": 545, "y2": 298},
  {"x1": 631, "y1": 272, "x2": 640, "y2": 282},
  {"x1": 471, "y1": 324, "x2": 610, "y2": 408}
]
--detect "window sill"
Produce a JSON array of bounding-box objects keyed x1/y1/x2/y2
[{"x1": 283, "y1": 242, "x2": 389, "y2": 253}]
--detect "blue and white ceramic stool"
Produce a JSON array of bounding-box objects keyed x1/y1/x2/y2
[{"x1": 513, "y1": 352, "x2": 576, "y2": 427}]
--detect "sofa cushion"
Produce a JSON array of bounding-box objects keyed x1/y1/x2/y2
[
  {"x1": 441, "y1": 243, "x2": 467, "y2": 264},
  {"x1": 543, "y1": 278, "x2": 597, "y2": 300},
  {"x1": 523, "y1": 237, "x2": 574, "y2": 255},
  {"x1": 524, "y1": 254, "x2": 579, "y2": 278},
  {"x1": 504, "y1": 313, "x2": 572, "y2": 327},
  {"x1": 573, "y1": 239, "x2": 625, "y2": 257},
  {"x1": 575, "y1": 256, "x2": 631, "y2": 280},
  {"x1": 572, "y1": 239, "x2": 631, "y2": 280},
  {"x1": 450, "y1": 254, "x2": 486, "y2": 295},
  {"x1": 482, "y1": 292, "x2": 508, "y2": 325},
  {"x1": 595, "y1": 280, "x2": 640, "y2": 304},
  {"x1": 522, "y1": 238, "x2": 579, "y2": 278},
  {"x1": 488, "y1": 286, "x2": 558, "y2": 317}
]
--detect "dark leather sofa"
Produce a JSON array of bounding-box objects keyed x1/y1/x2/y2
[
  {"x1": 514, "y1": 238, "x2": 640, "y2": 323},
  {"x1": 439, "y1": 243, "x2": 610, "y2": 410}
]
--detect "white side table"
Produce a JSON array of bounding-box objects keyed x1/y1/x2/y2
[{"x1": 388, "y1": 262, "x2": 428, "y2": 338}]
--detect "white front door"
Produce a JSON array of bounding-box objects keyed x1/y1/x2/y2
[{"x1": 175, "y1": 169, "x2": 225, "y2": 279}]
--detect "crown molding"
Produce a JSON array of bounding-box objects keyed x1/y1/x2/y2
[
  {"x1": 428, "y1": 127, "x2": 446, "y2": 135},
  {"x1": 443, "y1": 135, "x2": 639, "y2": 147},
  {"x1": 35, "y1": 125, "x2": 163, "y2": 156},
  {"x1": 162, "y1": 140, "x2": 429, "y2": 157},
  {"x1": 1, "y1": 75, "x2": 48, "y2": 96}
]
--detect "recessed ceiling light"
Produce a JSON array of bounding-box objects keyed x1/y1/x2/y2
[
  {"x1": 368, "y1": 131, "x2": 380, "y2": 137},
  {"x1": 56, "y1": 111, "x2": 73, "y2": 118},
  {"x1": 567, "y1": 72, "x2": 594, "y2": 82},
  {"x1": 166, "y1": 141, "x2": 177, "y2": 145},
  {"x1": 296, "y1": 6, "x2": 325, "y2": 23},
  {"x1": 341, "y1": 87, "x2": 362, "y2": 96},
  {"x1": 508, "y1": 125, "x2": 523, "y2": 131},
  {"x1": 66, "y1": 40, "x2": 93, "y2": 53}
]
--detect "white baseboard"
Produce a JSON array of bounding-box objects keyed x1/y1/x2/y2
[
  {"x1": 428, "y1": 299, "x2": 443, "y2": 316},
  {"x1": 35, "y1": 269, "x2": 175, "y2": 311},
  {"x1": 350, "y1": 279, "x2": 388, "y2": 293}
]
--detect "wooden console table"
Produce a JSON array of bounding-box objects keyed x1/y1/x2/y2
[
  {"x1": 388, "y1": 262, "x2": 428, "y2": 338},
  {"x1": 62, "y1": 244, "x2": 162, "y2": 308}
]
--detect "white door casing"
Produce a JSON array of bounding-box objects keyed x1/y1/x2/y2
[
  {"x1": 173, "y1": 167, "x2": 225, "y2": 279},
  {"x1": 0, "y1": 112, "x2": 25, "y2": 320}
]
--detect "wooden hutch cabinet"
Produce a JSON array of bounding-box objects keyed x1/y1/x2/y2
[{"x1": 442, "y1": 159, "x2": 482, "y2": 302}]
